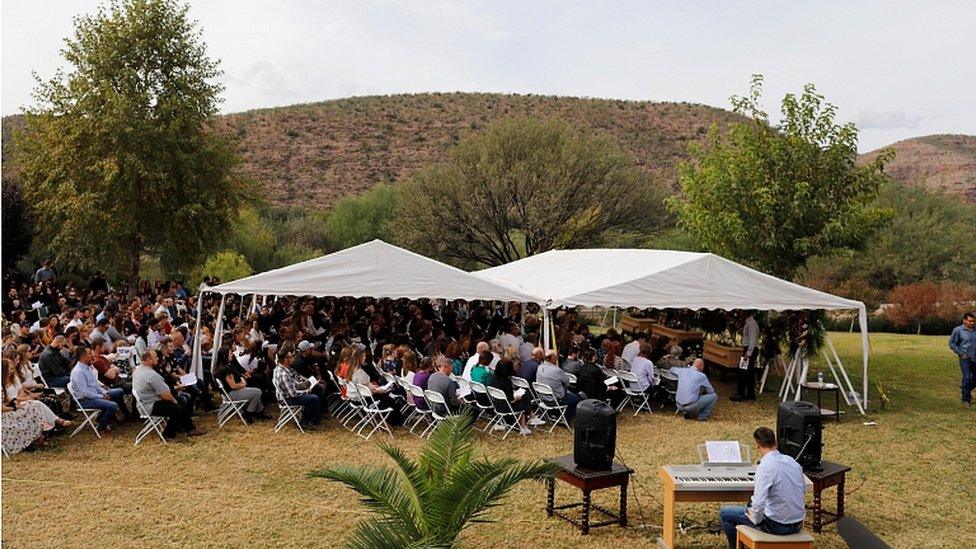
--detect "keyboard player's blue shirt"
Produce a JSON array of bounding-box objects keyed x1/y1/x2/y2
[{"x1": 750, "y1": 450, "x2": 806, "y2": 524}]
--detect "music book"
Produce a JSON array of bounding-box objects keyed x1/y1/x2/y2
[
  {"x1": 705, "y1": 440, "x2": 742, "y2": 463},
  {"x1": 513, "y1": 388, "x2": 526, "y2": 400},
  {"x1": 307, "y1": 376, "x2": 318, "y2": 387},
  {"x1": 604, "y1": 376, "x2": 619, "y2": 385},
  {"x1": 179, "y1": 373, "x2": 198, "y2": 386}
]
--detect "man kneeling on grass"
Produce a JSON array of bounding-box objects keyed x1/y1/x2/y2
[
  {"x1": 132, "y1": 350, "x2": 205, "y2": 440},
  {"x1": 674, "y1": 358, "x2": 717, "y2": 421}
]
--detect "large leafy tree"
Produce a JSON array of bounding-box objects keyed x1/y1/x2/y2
[
  {"x1": 669, "y1": 76, "x2": 891, "y2": 280},
  {"x1": 1, "y1": 181, "x2": 35, "y2": 271},
  {"x1": 803, "y1": 182, "x2": 975, "y2": 300},
  {"x1": 13, "y1": 0, "x2": 252, "y2": 293},
  {"x1": 312, "y1": 414, "x2": 555, "y2": 548},
  {"x1": 394, "y1": 117, "x2": 670, "y2": 267},
  {"x1": 327, "y1": 184, "x2": 398, "y2": 249}
]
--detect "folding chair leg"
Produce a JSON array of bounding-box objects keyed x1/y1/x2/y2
[{"x1": 71, "y1": 411, "x2": 102, "y2": 439}]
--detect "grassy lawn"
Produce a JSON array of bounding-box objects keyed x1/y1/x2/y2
[{"x1": 2, "y1": 332, "x2": 973, "y2": 548}]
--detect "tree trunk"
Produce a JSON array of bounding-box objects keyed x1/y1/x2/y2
[
  {"x1": 126, "y1": 234, "x2": 143, "y2": 300},
  {"x1": 916, "y1": 322, "x2": 922, "y2": 335}
]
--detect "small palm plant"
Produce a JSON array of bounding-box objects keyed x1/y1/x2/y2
[{"x1": 311, "y1": 414, "x2": 556, "y2": 548}]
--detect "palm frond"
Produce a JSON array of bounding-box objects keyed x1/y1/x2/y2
[
  {"x1": 419, "y1": 413, "x2": 476, "y2": 483},
  {"x1": 346, "y1": 518, "x2": 423, "y2": 549},
  {"x1": 310, "y1": 465, "x2": 424, "y2": 540},
  {"x1": 378, "y1": 442, "x2": 429, "y2": 537},
  {"x1": 443, "y1": 458, "x2": 556, "y2": 536}
]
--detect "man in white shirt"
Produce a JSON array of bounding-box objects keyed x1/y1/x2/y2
[
  {"x1": 719, "y1": 427, "x2": 806, "y2": 548},
  {"x1": 621, "y1": 332, "x2": 648, "y2": 366},
  {"x1": 462, "y1": 341, "x2": 499, "y2": 380},
  {"x1": 732, "y1": 311, "x2": 760, "y2": 402}
]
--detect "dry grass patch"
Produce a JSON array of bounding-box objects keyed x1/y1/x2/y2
[{"x1": 3, "y1": 333, "x2": 973, "y2": 548}]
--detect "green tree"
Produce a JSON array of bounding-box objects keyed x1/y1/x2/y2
[
  {"x1": 802, "y1": 183, "x2": 975, "y2": 302},
  {"x1": 311, "y1": 414, "x2": 555, "y2": 548},
  {"x1": 199, "y1": 251, "x2": 251, "y2": 284},
  {"x1": 394, "y1": 118, "x2": 670, "y2": 267},
  {"x1": 1, "y1": 181, "x2": 35, "y2": 270},
  {"x1": 669, "y1": 75, "x2": 891, "y2": 280},
  {"x1": 327, "y1": 184, "x2": 398, "y2": 249},
  {"x1": 13, "y1": 0, "x2": 252, "y2": 295}
]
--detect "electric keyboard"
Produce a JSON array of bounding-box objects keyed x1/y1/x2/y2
[{"x1": 661, "y1": 464, "x2": 756, "y2": 491}]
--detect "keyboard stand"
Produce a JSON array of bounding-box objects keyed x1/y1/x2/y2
[{"x1": 657, "y1": 466, "x2": 753, "y2": 549}]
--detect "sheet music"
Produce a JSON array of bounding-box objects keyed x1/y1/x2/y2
[
  {"x1": 705, "y1": 440, "x2": 742, "y2": 463},
  {"x1": 179, "y1": 373, "x2": 198, "y2": 387}
]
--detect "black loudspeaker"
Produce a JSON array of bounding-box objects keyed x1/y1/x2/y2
[
  {"x1": 574, "y1": 399, "x2": 617, "y2": 470},
  {"x1": 777, "y1": 401, "x2": 823, "y2": 471}
]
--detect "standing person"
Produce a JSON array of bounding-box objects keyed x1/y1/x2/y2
[
  {"x1": 674, "y1": 359, "x2": 718, "y2": 421},
  {"x1": 949, "y1": 312, "x2": 976, "y2": 407},
  {"x1": 732, "y1": 311, "x2": 760, "y2": 402},
  {"x1": 719, "y1": 427, "x2": 806, "y2": 549},
  {"x1": 34, "y1": 260, "x2": 55, "y2": 285},
  {"x1": 132, "y1": 350, "x2": 205, "y2": 439}
]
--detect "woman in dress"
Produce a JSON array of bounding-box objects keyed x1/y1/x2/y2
[{"x1": 1, "y1": 359, "x2": 72, "y2": 455}]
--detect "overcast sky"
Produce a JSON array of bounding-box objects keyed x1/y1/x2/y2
[{"x1": 3, "y1": 0, "x2": 973, "y2": 151}]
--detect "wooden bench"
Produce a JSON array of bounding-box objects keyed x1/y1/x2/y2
[{"x1": 736, "y1": 525, "x2": 814, "y2": 549}]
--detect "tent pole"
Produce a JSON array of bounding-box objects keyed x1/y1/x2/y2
[
  {"x1": 213, "y1": 294, "x2": 227, "y2": 357},
  {"x1": 190, "y1": 291, "x2": 206, "y2": 378},
  {"x1": 542, "y1": 307, "x2": 551, "y2": 352},
  {"x1": 612, "y1": 307, "x2": 617, "y2": 330},
  {"x1": 825, "y1": 331, "x2": 865, "y2": 415},
  {"x1": 858, "y1": 305, "x2": 870, "y2": 410}
]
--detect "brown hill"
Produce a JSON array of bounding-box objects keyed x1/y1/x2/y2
[
  {"x1": 3, "y1": 93, "x2": 741, "y2": 208},
  {"x1": 215, "y1": 92, "x2": 745, "y2": 208},
  {"x1": 859, "y1": 134, "x2": 976, "y2": 203},
  {"x1": 6, "y1": 95, "x2": 972, "y2": 208}
]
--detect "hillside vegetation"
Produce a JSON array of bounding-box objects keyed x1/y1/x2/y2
[
  {"x1": 859, "y1": 134, "x2": 976, "y2": 202},
  {"x1": 4, "y1": 94, "x2": 973, "y2": 209}
]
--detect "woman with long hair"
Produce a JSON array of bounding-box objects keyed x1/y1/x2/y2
[{"x1": 2, "y1": 359, "x2": 72, "y2": 455}]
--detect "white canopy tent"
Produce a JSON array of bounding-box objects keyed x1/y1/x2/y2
[
  {"x1": 189, "y1": 240, "x2": 538, "y2": 377},
  {"x1": 475, "y1": 248, "x2": 870, "y2": 409}
]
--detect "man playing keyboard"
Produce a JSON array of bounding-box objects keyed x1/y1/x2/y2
[{"x1": 719, "y1": 427, "x2": 806, "y2": 548}]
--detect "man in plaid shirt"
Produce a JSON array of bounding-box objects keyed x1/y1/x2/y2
[{"x1": 273, "y1": 345, "x2": 324, "y2": 430}]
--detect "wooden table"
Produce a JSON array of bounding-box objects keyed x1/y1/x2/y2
[
  {"x1": 545, "y1": 455, "x2": 633, "y2": 535},
  {"x1": 804, "y1": 461, "x2": 852, "y2": 532},
  {"x1": 658, "y1": 466, "x2": 753, "y2": 549}
]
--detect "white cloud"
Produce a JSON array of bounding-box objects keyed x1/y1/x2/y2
[{"x1": 855, "y1": 110, "x2": 928, "y2": 130}]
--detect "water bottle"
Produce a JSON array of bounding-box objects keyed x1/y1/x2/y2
[{"x1": 817, "y1": 371, "x2": 824, "y2": 385}]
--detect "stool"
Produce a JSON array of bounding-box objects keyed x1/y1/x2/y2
[{"x1": 736, "y1": 525, "x2": 814, "y2": 549}]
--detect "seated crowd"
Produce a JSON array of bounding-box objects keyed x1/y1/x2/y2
[{"x1": 2, "y1": 261, "x2": 722, "y2": 454}]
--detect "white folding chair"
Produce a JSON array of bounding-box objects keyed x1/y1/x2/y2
[
  {"x1": 342, "y1": 383, "x2": 367, "y2": 431},
  {"x1": 532, "y1": 382, "x2": 572, "y2": 433},
  {"x1": 32, "y1": 363, "x2": 65, "y2": 396},
  {"x1": 486, "y1": 386, "x2": 524, "y2": 440},
  {"x1": 422, "y1": 389, "x2": 453, "y2": 438},
  {"x1": 133, "y1": 393, "x2": 168, "y2": 446},
  {"x1": 566, "y1": 372, "x2": 578, "y2": 386},
  {"x1": 617, "y1": 370, "x2": 654, "y2": 416},
  {"x1": 66, "y1": 382, "x2": 103, "y2": 439},
  {"x1": 657, "y1": 368, "x2": 679, "y2": 411},
  {"x1": 215, "y1": 380, "x2": 249, "y2": 428},
  {"x1": 355, "y1": 383, "x2": 393, "y2": 440},
  {"x1": 395, "y1": 377, "x2": 418, "y2": 422},
  {"x1": 272, "y1": 379, "x2": 305, "y2": 434},
  {"x1": 512, "y1": 375, "x2": 544, "y2": 426},
  {"x1": 468, "y1": 381, "x2": 495, "y2": 429},
  {"x1": 407, "y1": 384, "x2": 432, "y2": 436}
]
